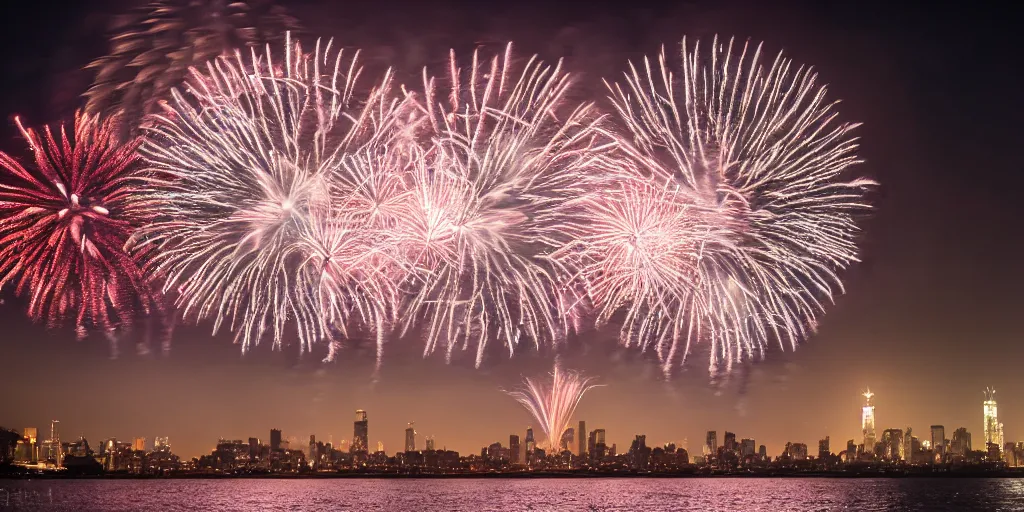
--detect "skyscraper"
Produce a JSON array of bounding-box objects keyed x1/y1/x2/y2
[
  {"x1": 510, "y1": 434, "x2": 521, "y2": 464},
  {"x1": 426, "y1": 436, "x2": 435, "y2": 451},
  {"x1": 629, "y1": 435, "x2": 649, "y2": 469},
  {"x1": 931, "y1": 425, "x2": 945, "y2": 459},
  {"x1": 308, "y1": 435, "x2": 317, "y2": 469},
  {"x1": 353, "y1": 410, "x2": 368, "y2": 453},
  {"x1": 705, "y1": 431, "x2": 717, "y2": 457},
  {"x1": 788, "y1": 443, "x2": 808, "y2": 460},
  {"x1": 861, "y1": 389, "x2": 876, "y2": 453},
  {"x1": 984, "y1": 387, "x2": 1004, "y2": 450},
  {"x1": 45, "y1": 420, "x2": 61, "y2": 468},
  {"x1": 248, "y1": 438, "x2": 260, "y2": 460},
  {"x1": 741, "y1": 439, "x2": 756, "y2": 457},
  {"x1": 723, "y1": 432, "x2": 737, "y2": 453},
  {"x1": 405, "y1": 423, "x2": 416, "y2": 453},
  {"x1": 951, "y1": 427, "x2": 971, "y2": 457},
  {"x1": 881, "y1": 429, "x2": 904, "y2": 461},
  {"x1": 578, "y1": 421, "x2": 586, "y2": 457},
  {"x1": 20, "y1": 428, "x2": 38, "y2": 463},
  {"x1": 818, "y1": 436, "x2": 831, "y2": 459},
  {"x1": 904, "y1": 427, "x2": 914, "y2": 462},
  {"x1": 525, "y1": 427, "x2": 535, "y2": 455},
  {"x1": 154, "y1": 437, "x2": 169, "y2": 451},
  {"x1": 270, "y1": 429, "x2": 282, "y2": 452},
  {"x1": 590, "y1": 429, "x2": 607, "y2": 460},
  {"x1": 132, "y1": 437, "x2": 146, "y2": 452}
]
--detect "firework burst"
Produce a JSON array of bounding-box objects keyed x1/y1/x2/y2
[
  {"x1": 505, "y1": 360, "x2": 602, "y2": 449},
  {"x1": 573, "y1": 36, "x2": 874, "y2": 376},
  {"x1": 137, "y1": 34, "x2": 408, "y2": 358},
  {"x1": 0, "y1": 112, "x2": 162, "y2": 346},
  {"x1": 293, "y1": 196, "x2": 402, "y2": 366},
  {"x1": 84, "y1": 0, "x2": 301, "y2": 138},
  {"x1": 400, "y1": 43, "x2": 606, "y2": 367},
  {"x1": 555, "y1": 174, "x2": 714, "y2": 364}
]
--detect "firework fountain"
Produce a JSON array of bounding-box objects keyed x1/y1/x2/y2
[{"x1": 505, "y1": 360, "x2": 603, "y2": 449}]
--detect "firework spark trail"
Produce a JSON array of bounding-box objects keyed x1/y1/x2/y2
[
  {"x1": 137, "y1": 33, "x2": 410, "y2": 358},
  {"x1": 293, "y1": 201, "x2": 401, "y2": 367},
  {"x1": 307, "y1": 98, "x2": 425, "y2": 367},
  {"x1": 6, "y1": 31, "x2": 872, "y2": 377},
  {"x1": 570, "y1": 36, "x2": 875, "y2": 376},
  {"x1": 505, "y1": 360, "x2": 602, "y2": 449},
  {"x1": 84, "y1": 0, "x2": 301, "y2": 139},
  {"x1": 554, "y1": 174, "x2": 713, "y2": 365},
  {"x1": 0, "y1": 112, "x2": 163, "y2": 353},
  {"x1": 400, "y1": 43, "x2": 608, "y2": 367}
]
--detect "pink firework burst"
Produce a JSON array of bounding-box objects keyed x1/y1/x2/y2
[
  {"x1": 399, "y1": 43, "x2": 607, "y2": 367},
  {"x1": 0, "y1": 112, "x2": 161, "y2": 343},
  {"x1": 581, "y1": 36, "x2": 875, "y2": 376}
]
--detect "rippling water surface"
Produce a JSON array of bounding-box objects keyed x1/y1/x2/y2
[{"x1": 2, "y1": 478, "x2": 1024, "y2": 511}]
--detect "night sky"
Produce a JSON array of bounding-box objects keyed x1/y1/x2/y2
[{"x1": 1, "y1": 1, "x2": 1021, "y2": 459}]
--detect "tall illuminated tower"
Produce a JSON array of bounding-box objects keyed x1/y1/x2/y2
[
  {"x1": 308, "y1": 435, "x2": 317, "y2": 469},
  {"x1": 48, "y1": 420, "x2": 61, "y2": 468},
  {"x1": 984, "y1": 387, "x2": 1004, "y2": 449},
  {"x1": 353, "y1": 410, "x2": 369, "y2": 453},
  {"x1": 930, "y1": 425, "x2": 945, "y2": 459},
  {"x1": 861, "y1": 389, "x2": 876, "y2": 453},
  {"x1": 404, "y1": 423, "x2": 416, "y2": 453}
]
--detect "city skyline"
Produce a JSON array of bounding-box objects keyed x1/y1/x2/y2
[
  {"x1": 1, "y1": 0, "x2": 1021, "y2": 471},
  {"x1": 7, "y1": 387, "x2": 1017, "y2": 474},
  {"x1": 5, "y1": 384, "x2": 1014, "y2": 460},
  {"x1": 12, "y1": 414, "x2": 1021, "y2": 478}
]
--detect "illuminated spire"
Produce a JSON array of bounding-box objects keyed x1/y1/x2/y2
[
  {"x1": 983, "y1": 387, "x2": 1003, "y2": 449},
  {"x1": 861, "y1": 388, "x2": 876, "y2": 454}
]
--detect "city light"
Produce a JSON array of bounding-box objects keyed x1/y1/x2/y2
[{"x1": 4, "y1": 387, "x2": 1020, "y2": 476}]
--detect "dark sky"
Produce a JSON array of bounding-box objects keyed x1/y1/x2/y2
[{"x1": 1, "y1": 1, "x2": 1022, "y2": 459}]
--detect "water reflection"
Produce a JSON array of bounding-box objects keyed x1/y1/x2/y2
[{"x1": 1, "y1": 478, "x2": 1023, "y2": 511}]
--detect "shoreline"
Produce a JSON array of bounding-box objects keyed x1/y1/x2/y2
[{"x1": 4, "y1": 470, "x2": 1023, "y2": 480}]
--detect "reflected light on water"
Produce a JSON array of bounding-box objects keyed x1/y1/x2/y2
[{"x1": 2, "y1": 478, "x2": 1024, "y2": 511}]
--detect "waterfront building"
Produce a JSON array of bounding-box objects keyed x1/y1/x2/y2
[
  {"x1": 984, "y1": 388, "x2": 1004, "y2": 450},
  {"x1": 353, "y1": 410, "x2": 368, "y2": 453},
  {"x1": 405, "y1": 423, "x2": 416, "y2": 453},
  {"x1": 861, "y1": 389, "x2": 876, "y2": 453}
]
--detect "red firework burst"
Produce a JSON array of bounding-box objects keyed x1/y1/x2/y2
[{"x1": 0, "y1": 112, "x2": 159, "y2": 338}]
